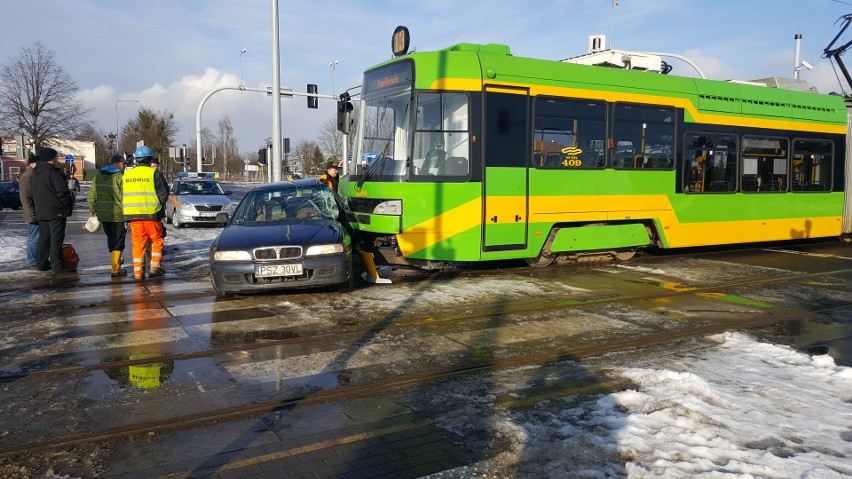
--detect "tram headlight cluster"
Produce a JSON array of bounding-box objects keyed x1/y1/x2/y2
[{"x1": 372, "y1": 200, "x2": 402, "y2": 216}]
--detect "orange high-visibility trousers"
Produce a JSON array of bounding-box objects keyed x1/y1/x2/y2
[{"x1": 130, "y1": 220, "x2": 164, "y2": 277}]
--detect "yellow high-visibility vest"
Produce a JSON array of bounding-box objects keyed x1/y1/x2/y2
[{"x1": 122, "y1": 166, "x2": 161, "y2": 216}]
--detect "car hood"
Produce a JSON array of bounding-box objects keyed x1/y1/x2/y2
[
  {"x1": 214, "y1": 219, "x2": 346, "y2": 252},
  {"x1": 171, "y1": 194, "x2": 231, "y2": 207}
]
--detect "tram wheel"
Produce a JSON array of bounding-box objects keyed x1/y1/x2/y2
[
  {"x1": 525, "y1": 251, "x2": 556, "y2": 267},
  {"x1": 614, "y1": 250, "x2": 636, "y2": 261}
]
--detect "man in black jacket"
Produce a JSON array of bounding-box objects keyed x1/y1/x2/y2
[{"x1": 29, "y1": 147, "x2": 73, "y2": 273}]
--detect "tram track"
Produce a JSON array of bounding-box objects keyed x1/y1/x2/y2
[
  {"x1": 2, "y1": 261, "x2": 852, "y2": 383},
  {"x1": 1, "y1": 247, "x2": 851, "y2": 461},
  {"x1": 0, "y1": 296, "x2": 847, "y2": 459}
]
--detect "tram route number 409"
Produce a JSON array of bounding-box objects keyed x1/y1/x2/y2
[
  {"x1": 256, "y1": 264, "x2": 304, "y2": 277},
  {"x1": 563, "y1": 158, "x2": 582, "y2": 167}
]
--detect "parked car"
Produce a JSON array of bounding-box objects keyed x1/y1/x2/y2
[
  {"x1": 209, "y1": 180, "x2": 353, "y2": 295},
  {"x1": 165, "y1": 179, "x2": 237, "y2": 228},
  {"x1": 0, "y1": 181, "x2": 22, "y2": 210}
]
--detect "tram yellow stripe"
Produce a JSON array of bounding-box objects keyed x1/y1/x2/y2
[
  {"x1": 396, "y1": 198, "x2": 482, "y2": 255},
  {"x1": 430, "y1": 78, "x2": 845, "y2": 134},
  {"x1": 396, "y1": 193, "x2": 842, "y2": 255}
]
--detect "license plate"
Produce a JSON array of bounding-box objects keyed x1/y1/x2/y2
[
  {"x1": 256, "y1": 264, "x2": 303, "y2": 277},
  {"x1": 200, "y1": 211, "x2": 217, "y2": 217}
]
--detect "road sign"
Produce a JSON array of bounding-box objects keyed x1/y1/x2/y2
[{"x1": 65, "y1": 155, "x2": 74, "y2": 164}]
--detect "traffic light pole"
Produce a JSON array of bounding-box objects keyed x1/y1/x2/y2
[{"x1": 195, "y1": 86, "x2": 335, "y2": 181}]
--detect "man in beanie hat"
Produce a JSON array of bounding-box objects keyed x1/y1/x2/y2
[
  {"x1": 122, "y1": 145, "x2": 169, "y2": 280},
  {"x1": 29, "y1": 147, "x2": 73, "y2": 274},
  {"x1": 319, "y1": 161, "x2": 339, "y2": 193},
  {"x1": 89, "y1": 155, "x2": 128, "y2": 276},
  {"x1": 18, "y1": 154, "x2": 40, "y2": 268}
]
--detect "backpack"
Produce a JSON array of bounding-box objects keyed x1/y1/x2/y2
[{"x1": 61, "y1": 243, "x2": 79, "y2": 272}]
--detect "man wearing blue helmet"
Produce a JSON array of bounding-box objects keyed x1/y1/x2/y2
[{"x1": 122, "y1": 145, "x2": 169, "y2": 280}]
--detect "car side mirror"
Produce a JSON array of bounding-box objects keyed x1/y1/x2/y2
[{"x1": 225, "y1": 190, "x2": 233, "y2": 195}]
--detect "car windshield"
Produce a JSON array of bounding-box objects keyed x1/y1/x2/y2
[
  {"x1": 177, "y1": 181, "x2": 225, "y2": 195},
  {"x1": 231, "y1": 185, "x2": 340, "y2": 224}
]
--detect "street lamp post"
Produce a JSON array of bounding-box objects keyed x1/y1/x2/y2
[
  {"x1": 115, "y1": 98, "x2": 139, "y2": 154},
  {"x1": 328, "y1": 60, "x2": 339, "y2": 96},
  {"x1": 240, "y1": 48, "x2": 247, "y2": 88}
]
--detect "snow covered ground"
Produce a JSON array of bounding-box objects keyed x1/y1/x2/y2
[{"x1": 426, "y1": 332, "x2": 852, "y2": 478}]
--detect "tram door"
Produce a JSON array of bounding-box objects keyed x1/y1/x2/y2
[{"x1": 483, "y1": 86, "x2": 529, "y2": 251}]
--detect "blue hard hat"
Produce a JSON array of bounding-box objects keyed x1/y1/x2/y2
[{"x1": 133, "y1": 146, "x2": 154, "y2": 158}]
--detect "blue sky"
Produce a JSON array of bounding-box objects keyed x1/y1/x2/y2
[{"x1": 3, "y1": 0, "x2": 852, "y2": 158}]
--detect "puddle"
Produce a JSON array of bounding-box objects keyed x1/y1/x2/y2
[{"x1": 86, "y1": 356, "x2": 231, "y2": 396}]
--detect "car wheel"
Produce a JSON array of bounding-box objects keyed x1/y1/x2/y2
[
  {"x1": 173, "y1": 215, "x2": 183, "y2": 229},
  {"x1": 166, "y1": 207, "x2": 173, "y2": 224},
  {"x1": 210, "y1": 274, "x2": 229, "y2": 297}
]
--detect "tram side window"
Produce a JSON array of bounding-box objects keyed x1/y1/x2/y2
[
  {"x1": 533, "y1": 98, "x2": 606, "y2": 169},
  {"x1": 413, "y1": 92, "x2": 470, "y2": 177},
  {"x1": 612, "y1": 104, "x2": 675, "y2": 169},
  {"x1": 791, "y1": 139, "x2": 833, "y2": 192},
  {"x1": 741, "y1": 136, "x2": 788, "y2": 192},
  {"x1": 683, "y1": 133, "x2": 737, "y2": 193}
]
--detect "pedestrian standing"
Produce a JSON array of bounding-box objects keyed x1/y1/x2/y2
[
  {"x1": 319, "y1": 162, "x2": 339, "y2": 193},
  {"x1": 89, "y1": 155, "x2": 127, "y2": 277},
  {"x1": 18, "y1": 154, "x2": 40, "y2": 269},
  {"x1": 122, "y1": 146, "x2": 169, "y2": 280},
  {"x1": 149, "y1": 157, "x2": 166, "y2": 239},
  {"x1": 29, "y1": 147, "x2": 73, "y2": 274},
  {"x1": 68, "y1": 175, "x2": 81, "y2": 202}
]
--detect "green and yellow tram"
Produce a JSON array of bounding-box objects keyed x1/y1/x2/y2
[{"x1": 341, "y1": 29, "x2": 850, "y2": 267}]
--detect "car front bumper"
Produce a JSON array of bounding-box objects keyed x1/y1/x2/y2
[{"x1": 210, "y1": 253, "x2": 350, "y2": 293}]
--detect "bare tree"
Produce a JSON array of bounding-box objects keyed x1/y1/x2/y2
[
  {"x1": 292, "y1": 139, "x2": 326, "y2": 176},
  {"x1": 0, "y1": 42, "x2": 89, "y2": 149},
  {"x1": 320, "y1": 108, "x2": 359, "y2": 159},
  {"x1": 120, "y1": 107, "x2": 178, "y2": 157},
  {"x1": 76, "y1": 123, "x2": 111, "y2": 169},
  {"x1": 216, "y1": 116, "x2": 240, "y2": 180},
  {"x1": 318, "y1": 118, "x2": 342, "y2": 163}
]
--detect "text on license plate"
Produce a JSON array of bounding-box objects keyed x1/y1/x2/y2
[{"x1": 256, "y1": 264, "x2": 304, "y2": 277}]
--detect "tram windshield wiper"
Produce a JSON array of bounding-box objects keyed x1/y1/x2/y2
[{"x1": 357, "y1": 142, "x2": 391, "y2": 188}]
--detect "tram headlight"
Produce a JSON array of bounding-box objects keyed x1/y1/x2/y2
[{"x1": 372, "y1": 200, "x2": 402, "y2": 216}]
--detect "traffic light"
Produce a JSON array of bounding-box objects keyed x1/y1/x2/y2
[
  {"x1": 337, "y1": 92, "x2": 353, "y2": 134},
  {"x1": 258, "y1": 148, "x2": 267, "y2": 165},
  {"x1": 307, "y1": 84, "x2": 318, "y2": 109}
]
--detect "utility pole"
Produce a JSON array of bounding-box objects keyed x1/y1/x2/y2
[{"x1": 271, "y1": 0, "x2": 283, "y2": 182}]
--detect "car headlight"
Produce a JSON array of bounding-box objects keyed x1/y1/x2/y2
[
  {"x1": 305, "y1": 244, "x2": 344, "y2": 256},
  {"x1": 372, "y1": 200, "x2": 401, "y2": 216},
  {"x1": 178, "y1": 203, "x2": 195, "y2": 212},
  {"x1": 213, "y1": 250, "x2": 252, "y2": 261}
]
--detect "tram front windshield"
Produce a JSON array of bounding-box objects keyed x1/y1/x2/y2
[{"x1": 352, "y1": 62, "x2": 413, "y2": 183}]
